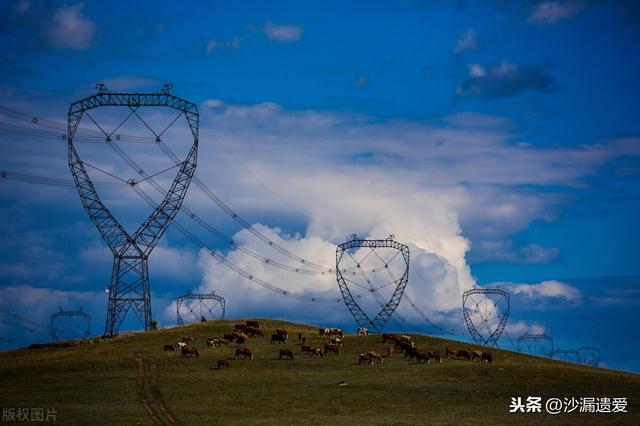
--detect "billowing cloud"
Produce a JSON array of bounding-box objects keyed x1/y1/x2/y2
[
  {"x1": 457, "y1": 60, "x2": 554, "y2": 98},
  {"x1": 529, "y1": 1, "x2": 585, "y2": 25},
  {"x1": 498, "y1": 280, "x2": 582, "y2": 306},
  {"x1": 454, "y1": 28, "x2": 477, "y2": 54},
  {"x1": 264, "y1": 21, "x2": 303, "y2": 43},
  {"x1": 43, "y1": 4, "x2": 96, "y2": 50}
]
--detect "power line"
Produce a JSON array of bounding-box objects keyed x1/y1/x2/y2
[{"x1": 133, "y1": 185, "x2": 342, "y2": 303}]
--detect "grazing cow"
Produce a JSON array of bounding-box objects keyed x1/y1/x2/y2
[
  {"x1": 331, "y1": 328, "x2": 344, "y2": 338},
  {"x1": 458, "y1": 350, "x2": 471, "y2": 361},
  {"x1": 271, "y1": 333, "x2": 287, "y2": 344},
  {"x1": 217, "y1": 359, "x2": 230, "y2": 369},
  {"x1": 245, "y1": 327, "x2": 264, "y2": 337},
  {"x1": 181, "y1": 336, "x2": 193, "y2": 343},
  {"x1": 234, "y1": 332, "x2": 249, "y2": 347},
  {"x1": 331, "y1": 337, "x2": 342, "y2": 346},
  {"x1": 357, "y1": 327, "x2": 369, "y2": 335},
  {"x1": 234, "y1": 324, "x2": 247, "y2": 331},
  {"x1": 416, "y1": 352, "x2": 430, "y2": 364},
  {"x1": 246, "y1": 320, "x2": 260, "y2": 329},
  {"x1": 319, "y1": 328, "x2": 330, "y2": 337},
  {"x1": 275, "y1": 329, "x2": 288, "y2": 340},
  {"x1": 398, "y1": 341, "x2": 413, "y2": 353},
  {"x1": 382, "y1": 333, "x2": 398, "y2": 344},
  {"x1": 386, "y1": 347, "x2": 394, "y2": 358},
  {"x1": 428, "y1": 351, "x2": 442, "y2": 364},
  {"x1": 358, "y1": 353, "x2": 374, "y2": 366},
  {"x1": 445, "y1": 347, "x2": 459, "y2": 359},
  {"x1": 163, "y1": 344, "x2": 175, "y2": 352},
  {"x1": 206, "y1": 338, "x2": 216, "y2": 348},
  {"x1": 301, "y1": 345, "x2": 323, "y2": 358},
  {"x1": 405, "y1": 347, "x2": 420, "y2": 360},
  {"x1": 178, "y1": 342, "x2": 199, "y2": 358},
  {"x1": 235, "y1": 347, "x2": 253, "y2": 360},
  {"x1": 279, "y1": 349, "x2": 294, "y2": 360},
  {"x1": 400, "y1": 335, "x2": 412, "y2": 346},
  {"x1": 324, "y1": 344, "x2": 341, "y2": 356},
  {"x1": 367, "y1": 351, "x2": 384, "y2": 364},
  {"x1": 471, "y1": 350, "x2": 492, "y2": 363}
]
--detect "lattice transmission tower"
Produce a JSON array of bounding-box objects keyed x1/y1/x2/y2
[
  {"x1": 462, "y1": 288, "x2": 510, "y2": 347},
  {"x1": 336, "y1": 235, "x2": 410, "y2": 334},
  {"x1": 50, "y1": 308, "x2": 91, "y2": 341},
  {"x1": 67, "y1": 84, "x2": 199, "y2": 336},
  {"x1": 176, "y1": 292, "x2": 226, "y2": 325}
]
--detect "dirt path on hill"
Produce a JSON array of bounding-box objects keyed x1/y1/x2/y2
[{"x1": 135, "y1": 357, "x2": 176, "y2": 424}]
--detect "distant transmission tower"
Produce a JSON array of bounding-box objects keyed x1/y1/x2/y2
[
  {"x1": 336, "y1": 235, "x2": 410, "y2": 334},
  {"x1": 68, "y1": 84, "x2": 199, "y2": 336},
  {"x1": 50, "y1": 308, "x2": 91, "y2": 341},
  {"x1": 462, "y1": 288, "x2": 510, "y2": 347},
  {"x1": 176, "y1": 292, "x2": 226, "y2": 325}
]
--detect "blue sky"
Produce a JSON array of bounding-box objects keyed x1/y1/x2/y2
[{"x1": 0, "y1": 1, "x2": 639, "y2": 371}]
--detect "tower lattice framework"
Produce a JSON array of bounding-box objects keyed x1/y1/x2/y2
[{"x1": 67, "y1": 88, "x2": 199, "y2": 336}]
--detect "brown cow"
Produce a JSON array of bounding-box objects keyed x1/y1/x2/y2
[
  {"x1": 331, "y1": 328, "x2": 344, "y2": 338},
  {"x1": 386, "y1": 346, "x2": 394, "y2": 358},
  {"x1": 428, "y1": 351, "x2": 442, "y2": 364},
  {"x1": 235, "y1": 347, "x2": 253, "y2": 360},
  {"x1": 405, "y1": 347, "x2": 419, "y2": 360},
  {"x1": 224, "y1": 333, "x2": 236, "y2": 342},
  {"x1": 357, "y1": 327, "x2": 369, "y2": 335},
  {"x1": 245, "y1": 327, "x2": 264, "y2": 337},
  {"x1": 271, "y1": 333, "x2": 287, "y2": 344},
  {"x1": 234, "y1": 332, "x2": 249, "y2": 347},
  {"x1": 234, "y1": 324, "x2": 247, "y2": 331},
  {"x1": 446, "y1": 347, "x2": 459, "y2": 359},
  {"x1": 217, "y1": 359, "x2": 230, "y2": 369},
  {"x1": 298, "y1": 333, "x2": 305, "y2": 342},
  {"x1": 275, "y1": 329, "x2": 288, "y2": 339},
  {"x1": 367, "y1": 351, "x2": 384, "y2": 364},
  {"x1": 301, "y1": 345, "x2": 323, "y2": 358},
  {"x1": 279, "y1": 349, "x2": 294, "y2": 360},
  {"x1": 178, "y1": 342, "x2": 199, "y2": 358},
  {"x1": 246, "y1": 320, "x2": 260, "y2": 329},
  {"x1": 163, "y1": 344, "x2": 175, "y2": 352},
  {"x1": 472, "y1": 351, "x2": 493, "y2": 364},
  {"x1": 324, "y1": 344, "x2": 341, "y2": 355},
  {"x1": 382, "y1": 333, "x2": 398, "y2": 344},
  {"x1": 358, "y1": 353, "x2": 374, "y2": 366},
  {"x1": 416, "y1": 352, "x2": 430, "y2": 364},
  {"x1": 458, "y1": 350, "x2": 471, "y2": 361},
  {"x1": 206, "y1": 338, "x2": 220, "y2": 348}
]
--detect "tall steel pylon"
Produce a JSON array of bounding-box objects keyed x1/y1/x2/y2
[
  {"x1": 67, "y1": 85, "x2": 199, "y2": 336},
  {"x1": 336, "y1": 235, "x2": 410, "y2": 334}
]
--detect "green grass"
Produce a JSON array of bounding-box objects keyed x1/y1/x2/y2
[{"x1": 0, "y1": 318, "x2": 638, "y2": 425}]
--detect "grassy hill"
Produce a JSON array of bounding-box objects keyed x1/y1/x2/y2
[{"x1": 0, "y1": 318, "x2": 638, "y2": 425}]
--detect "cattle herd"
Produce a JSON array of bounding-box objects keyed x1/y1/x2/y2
[{"x1": 161, "y1": 321, "x2": 494, "y2": 369}]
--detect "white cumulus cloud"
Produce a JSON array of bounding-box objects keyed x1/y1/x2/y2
[{"x1": 44, "y1": 4, "x2": 96, "y2": 50}]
